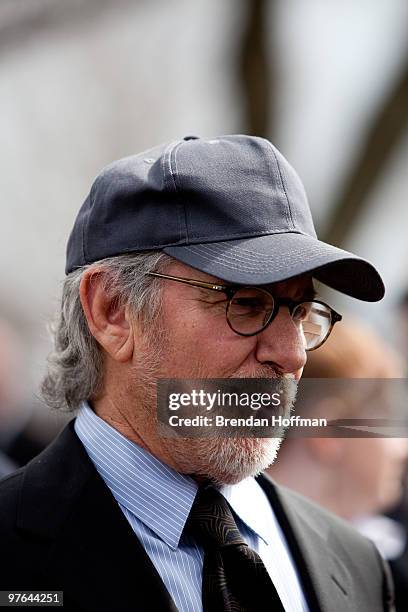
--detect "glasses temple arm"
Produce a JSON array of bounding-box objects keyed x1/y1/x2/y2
[{"x1": 147, "y1": 272, "x2": 229, "y2": 293}]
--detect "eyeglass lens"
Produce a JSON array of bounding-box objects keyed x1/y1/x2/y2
[{"x1": 227, "y1": 288, "x2": 333, "y2": 349}]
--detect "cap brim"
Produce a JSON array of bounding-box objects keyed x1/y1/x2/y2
[{"x1": 164, "y1": 233, "x2": 385, "y2": 302}]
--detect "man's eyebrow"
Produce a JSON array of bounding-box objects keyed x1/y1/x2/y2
[
  {"x1": 197, "y1": 281, "x2": 319, "y2": 302},
  {"x1": 258, "y1": 282, "x2": 318, "y2": 301},
  {"x1": 197, "y1": 280, "x2": 318, "y2": 300}
]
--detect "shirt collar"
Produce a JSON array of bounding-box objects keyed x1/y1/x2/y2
[
  {"x1": 75, "y1": 402, "x2": 198, "y2": 550},
  {"x1": 75, "y1": 402, "x2": 269, "y2": 548},
  {"x1": 220, "y1": 478, "x2": 272, "y2": 545}
]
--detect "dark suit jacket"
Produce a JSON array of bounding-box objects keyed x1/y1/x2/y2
[{"x1": 0, "y1": 421, "x2": 395, "y2": 611}]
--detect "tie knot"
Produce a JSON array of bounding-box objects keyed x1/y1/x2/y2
[{"x1": 186, "y1": 486, "x2": 246, "y2": 549}]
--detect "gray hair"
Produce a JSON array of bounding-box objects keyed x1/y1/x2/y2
[{"x1": 41, "y1": 251, "x2": 174, "y2": 412}]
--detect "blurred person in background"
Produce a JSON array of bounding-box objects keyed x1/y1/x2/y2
[
  {"x1": 0, "y1": 451, "x2": 16, "y2": 479},
  {"x1": 384, "y1": 288, "x2": 408, "y2": 608},
  {"x1": 269, "y1": 319, "x2": 408, "y2": 610},
  {"x1": 0, "y1": 136, "x2": 394, "y2": 611},
  {"x1": 0, "y1": 319, "x2": 43, "y2": 475},
  {"x1": 398, "y1": 289, "x2": 408, "y2": 363}
]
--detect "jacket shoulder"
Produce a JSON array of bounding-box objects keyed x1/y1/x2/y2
[
  {"x1": 0, "y1": 468, "x2": 25, "y2": 525},
  {"x1": 0, "y1": 421, "x2": 97, "y2": 590},
  {"x1": 270, "y1": 480, "x2": 395, "y2": 611},
  {"x1": 275, "y1": 481, "x2": 380, "y2": 552}
]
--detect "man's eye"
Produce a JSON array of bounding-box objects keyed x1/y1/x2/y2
[
  {"x1": 292, "y1": 305, "x2": 308, "y2": 320},
  {"x1": 230, "y1": 298, "x2": 267, "y2": 316},
  {"x1": 233, "y1": 298, "x2": 264, "y2": 308}
]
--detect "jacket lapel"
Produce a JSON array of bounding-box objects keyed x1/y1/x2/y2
[
  {"x1": 257, "y1": 473, "x2": 352, "y2": 612},
  {"x1": 16, "y1": 422, "x2": 177, "y2": 612}
]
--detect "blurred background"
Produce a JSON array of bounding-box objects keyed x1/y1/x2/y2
[{"x1": 1, "y1": 0, "x2": 408, "y2": 446}]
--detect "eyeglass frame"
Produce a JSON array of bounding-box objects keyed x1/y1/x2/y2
[{"x1": 147, "y1": 271, "x2": 342, "y2": 350}]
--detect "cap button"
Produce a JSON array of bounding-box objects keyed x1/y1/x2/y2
[{"x1": 183, "y1": 135, "x2": 200, "y2": 141}]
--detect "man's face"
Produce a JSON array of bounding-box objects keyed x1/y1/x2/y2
[{"x1": 127, "y1": 261, "x2": 313, "y2": 485}]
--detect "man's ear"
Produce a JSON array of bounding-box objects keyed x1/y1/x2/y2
[{"x1": 79, "y1": 268, "x2": 134, "y2": 363}]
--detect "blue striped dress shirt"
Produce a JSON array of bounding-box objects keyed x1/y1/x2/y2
[{"x1": 75, "y1": 403, "x2": 309, "y2": 612}]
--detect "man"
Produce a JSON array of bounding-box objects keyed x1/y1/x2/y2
[{"x1": 0, "y1": 135, "x2": 394, "y2": 611}]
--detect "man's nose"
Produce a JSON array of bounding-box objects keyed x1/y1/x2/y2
[{"x1": 254, "y1": 307, "x2": 307, "y2": 376}]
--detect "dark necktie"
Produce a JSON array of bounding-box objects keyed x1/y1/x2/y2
[{"x1": 186, "y1": 486, "x2": 285, "y2": 612}]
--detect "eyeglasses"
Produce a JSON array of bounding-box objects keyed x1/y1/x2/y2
[{"x1": 147, "y1": 272, "x2": 342, "y2": 351}]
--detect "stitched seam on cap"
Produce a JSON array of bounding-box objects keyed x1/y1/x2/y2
[
  {"x1": 82, "y1": 189, "x2": 95, "y2": 265},
  {"x1": 171, "y1": 228, "x2": 298, "y2": 242},
  {"x1": 167, "y1": 228, "x2": 311, "y2": 246},
  {"x1": 186, "y1": 242, "x2": 327, "y2": 264},
  {"x1": 81, "y1": 215, "x2": 87, "y2": 265},
  {"x1": 173, "y1": 142, "x2": 190, "y2": 244},
  {"x1": 196, "y1": 247, "x2": 324, "y2": 267},
  {"x1": 161, "y1": 140, "x2": 177, "y2": 188},
  {"x1": 163, "y1": 140, "x2": 185, "y2": 243},
  {"x1": 168, "y1": 140, "x2": 184, "y2": 192},
  {"x1": 180, "y1": 245, "x2": 333, "y2": 272},
  {"x1": 185, "y1": 246, "x2": 318, "y2": 265},
  {"x1": 264, "y1": 140, "x2": 295, "y2": 230},
  {"x1": 190, "y1": 239, "x2": 345, "y2": 261},
  {"x1": 185, "y1": 242, "x2": 328, "y2": 264}
]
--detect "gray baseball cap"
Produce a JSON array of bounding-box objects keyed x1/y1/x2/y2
[{"x1": 66, "y1": 134, "x2": 384, "y2": 301}]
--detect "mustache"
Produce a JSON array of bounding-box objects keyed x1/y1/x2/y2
[{"x1": 232, "y1": 364, "x2": 295, "y2": 380}]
